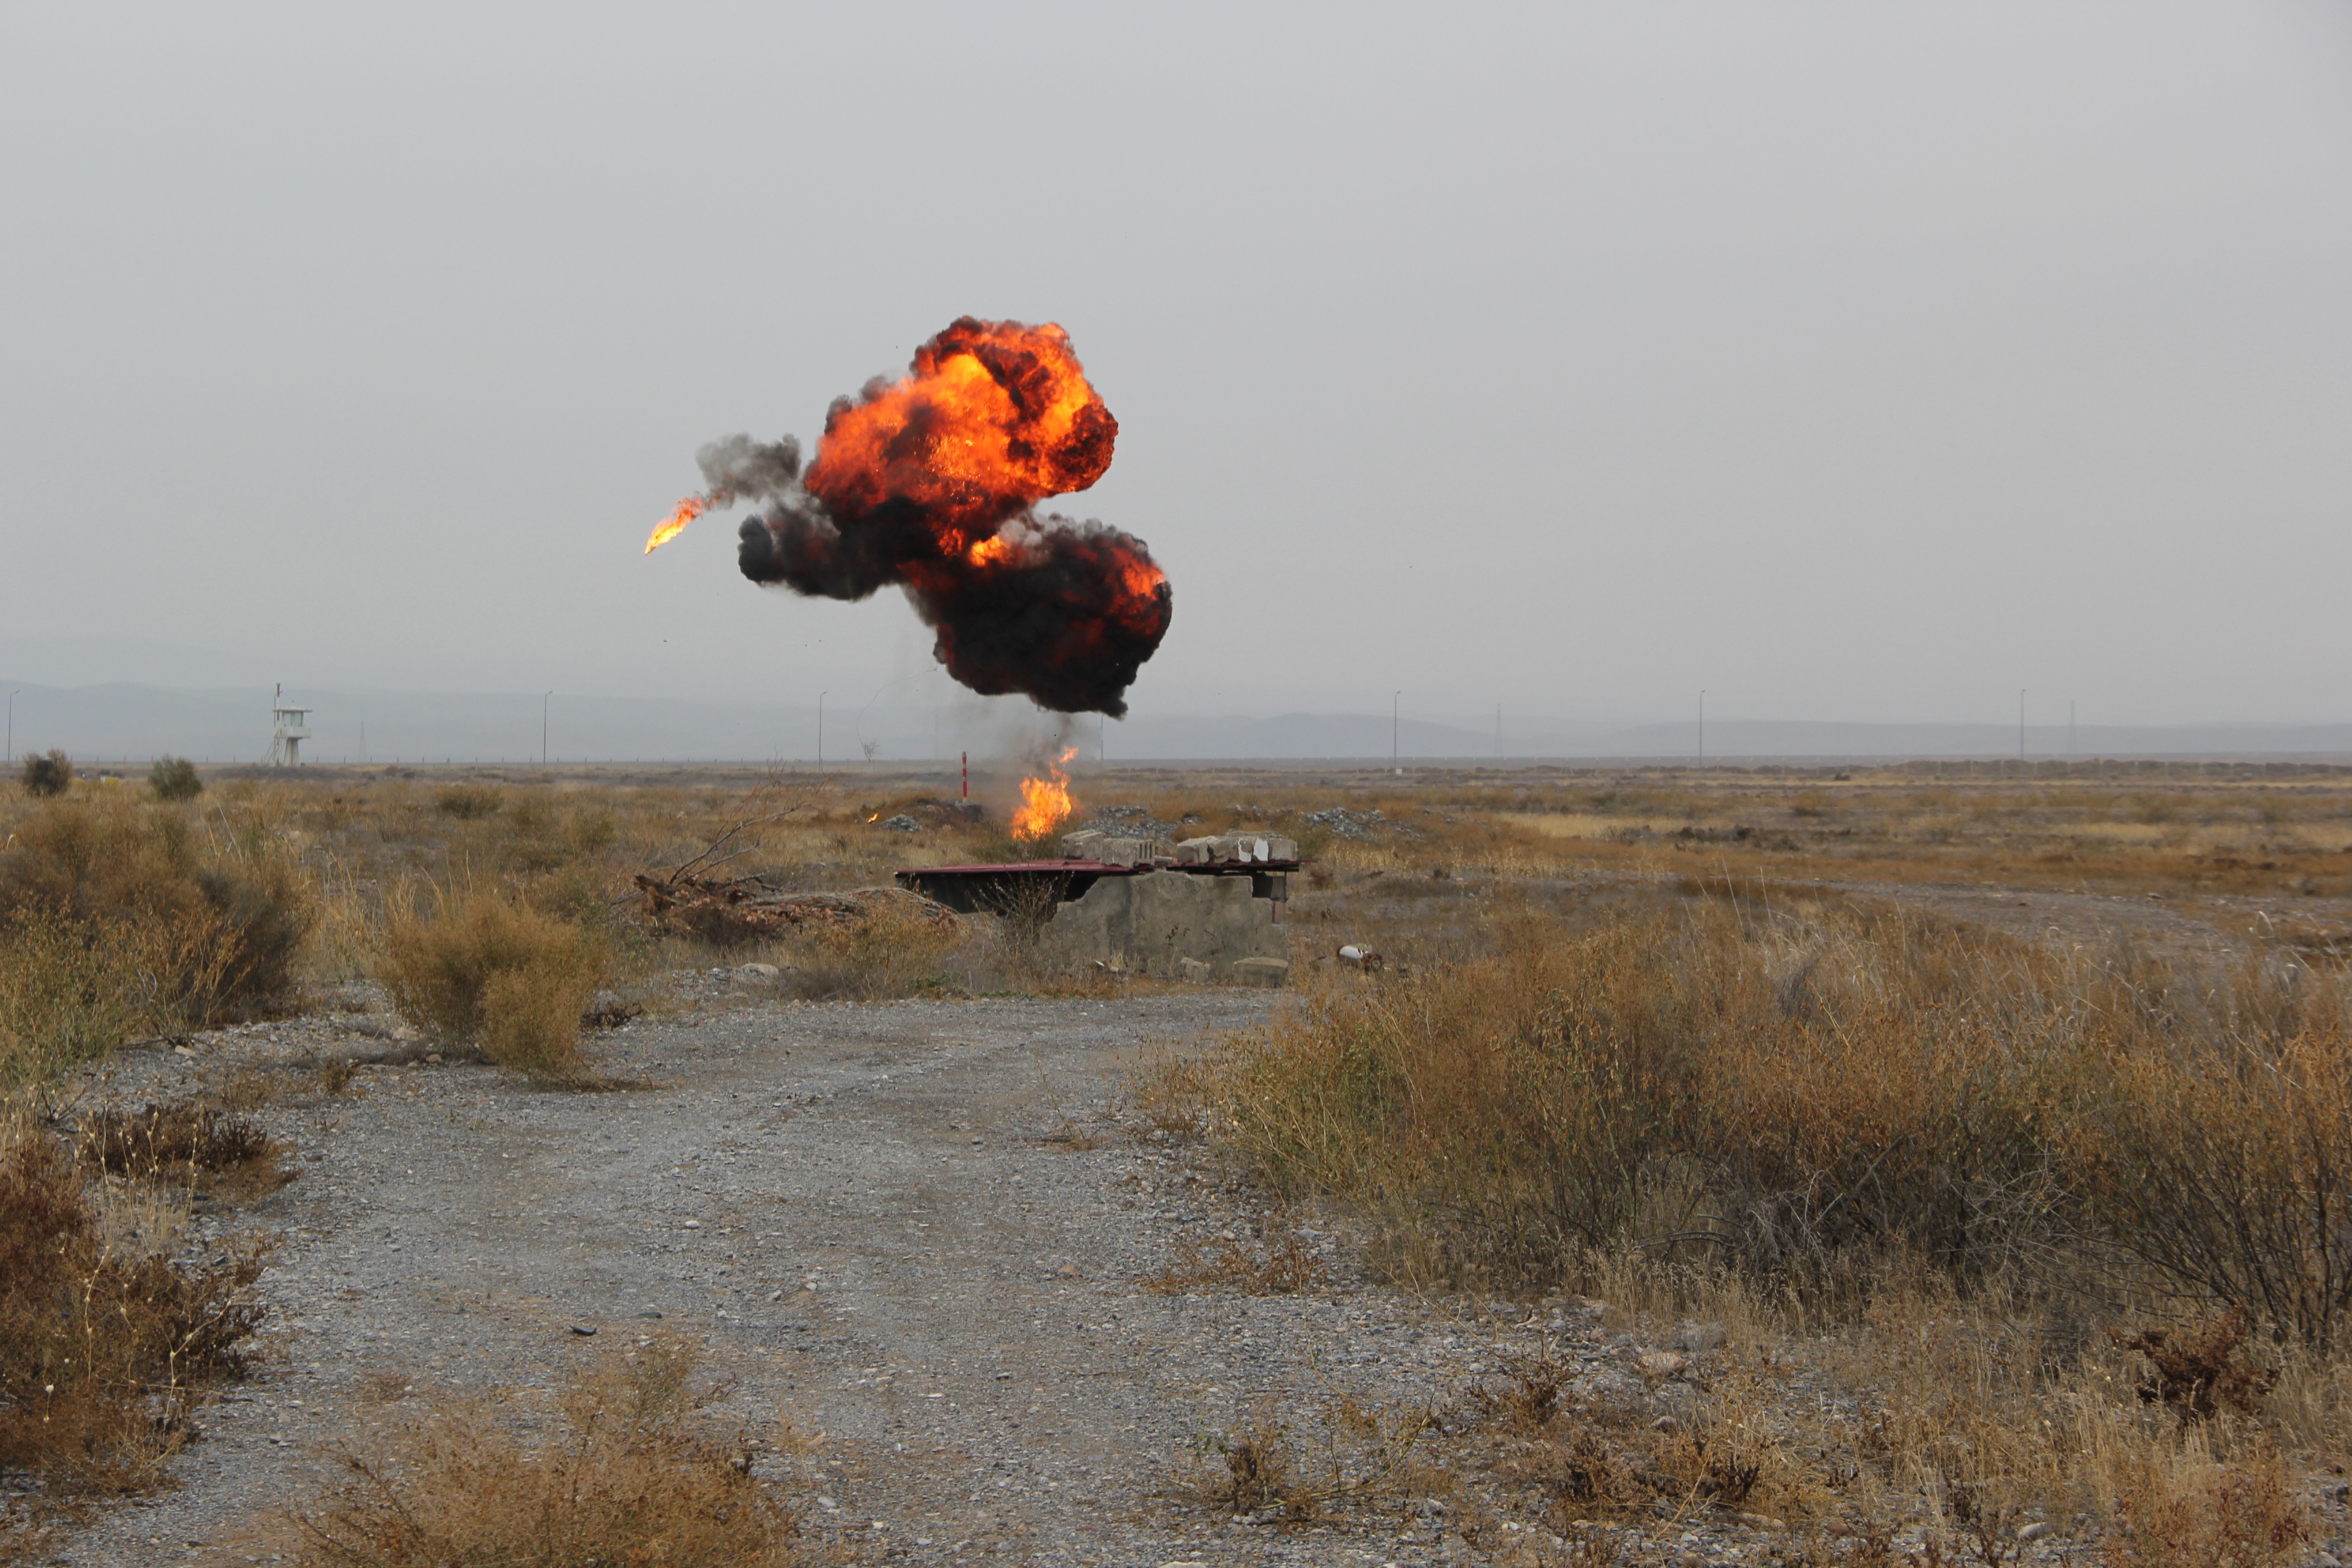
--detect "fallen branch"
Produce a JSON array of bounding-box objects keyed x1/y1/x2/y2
[{"x1": 630, "y1": 872, "x2": 954, "y2": 945}]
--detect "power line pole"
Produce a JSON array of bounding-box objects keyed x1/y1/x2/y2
[
  {"x1": 542, "y1": 691, "x2": 552, "y2": 766},
  {"x1": 1391, "y1": 691, "x2": 1400, "y2": 774},
  {"x1": 2019, "y1": 688, "x2": 2026, "y2": 764},
  {"x1": 5, "y1": 689, "x2": 16, "y2": 764},
  {"x1": 1698, "y1": 690, "x2": 1705, "y2": 769},
  {"x1": 1495, "y1": 702, "x2": 1502, "y2": 760},
  {"x1": 2069, "y1": 699, "x2": 2076, "y2": 757},
  {"x1": 817, "y1": 691, "x2": 826, "y2": 770}
]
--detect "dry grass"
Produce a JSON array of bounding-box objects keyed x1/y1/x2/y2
[
  {"x1": 284, "y1": 1337, "x2": 810, "y2": 1568},
  {"x1": 1145, "y1": 1220, "x2": 1328, "y2": 1296},
  {"x1": 1185, "y1": 1392, "x2": 1439, "y2": 1524},
  {"x1": 0, "y1": 796, "x2": 310, "y2": 1094},
  {"x1": 376, "y1": 888, "x2": 610, "y2": 1080},
  {"x1": 0, "y1": 912, "x2": 180, "y2": 1096},
  {"x1": 1191, "y1": 887, "x2": 2352, "y2": 1349},
  {"x1": 76, "y1": 1101, "x2": 290, "y2": 1200},
  {"x1": 1164, "y1": 867, "x2": 2352, "y2": 1561},
  {"x1": 1391, "y1": 1277, "x2": 2325, "y2": 1565},
  {"x1": 772, "y1": 888, "x2": 965, "y2": 1000},
  {"x1": 0, "y1": 1120, "x2": 270, "y2": 1498}
]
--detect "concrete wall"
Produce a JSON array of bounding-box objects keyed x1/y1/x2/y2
[{"x1": 1044, "y1": 868, "x2": 1290, "y2": 986}]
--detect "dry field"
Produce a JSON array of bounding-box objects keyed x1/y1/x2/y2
[{"x1": 5, "y1": 756, "x2": 2352, "y2": 1565}]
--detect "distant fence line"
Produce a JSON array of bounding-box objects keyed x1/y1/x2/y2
[{"x1": 31, "y1": 754, "x2": 2352, "y2": 779}]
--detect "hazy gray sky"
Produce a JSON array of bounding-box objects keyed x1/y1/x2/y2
[{"x1": 4, "y1": 1, "x2": 2349, "y2": 731}]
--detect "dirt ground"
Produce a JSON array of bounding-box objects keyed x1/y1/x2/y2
[
  {"x1": 24, "y1": 871, "x2": 2315, "y2": 1568},
  {"x1": 43, "y1": 989, "x2": 1508, "y2": 1568}
]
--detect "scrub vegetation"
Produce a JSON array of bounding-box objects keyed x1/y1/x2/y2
[{"x1": 8, "y1": 755, "x2": 2352, "y2": 1561}]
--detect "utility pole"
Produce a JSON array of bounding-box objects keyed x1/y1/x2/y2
[
  {"x1": 817, "y1": 691, "x2": 826, "y2": 770},
  {"x1": 2019, "y1": 688, "x2": 2026, "y2": 764},
  {"x1": 542, "y1": 691, "x2": 552, "y2": 766},
  {"x1": 1392, "y1": 691, "x2": 1401, "y2": 774},
  {"x1": 1495, "y1": 702, "x2": 1502, "y2": 760},
  {"x1": 2069, "y1": 700, "x2": 2076, "y2": 757},
  {"x1": 5, "y1": 689, "x2": 16, "y2": 764},
  {"x1": 1698, "y1": 690, "x2": 1705, "y2": 769}
]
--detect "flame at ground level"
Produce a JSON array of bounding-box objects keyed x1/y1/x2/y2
[
  {"x1": 644, "y1": 495, "x2": 706, "y2": 553},
  {"x1": 1009, "y1": 747, "x2": 1079, "y2": 842}
]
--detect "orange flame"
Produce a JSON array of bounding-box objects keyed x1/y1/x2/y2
[
  {"x1": 1009, "y1": 747, "x2": 1079, "y2": 843},
  {"x1": 805, "y1": 320, "x2": 1115, "y2": 557},
  {"x1": 644, "y1": 495, "x2": 706, "y2": 553}
]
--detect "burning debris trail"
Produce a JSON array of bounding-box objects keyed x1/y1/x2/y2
[
  {"x1": 642, "y1": 434, "x2": 804, "y2": 553},
  {"x1": 647, "y1": 318, "x2": 1172, "y2": 717}
]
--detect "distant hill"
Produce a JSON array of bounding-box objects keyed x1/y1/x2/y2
[{"x1": 5, "y1": 676, "x2": 2348, "y2": 765}]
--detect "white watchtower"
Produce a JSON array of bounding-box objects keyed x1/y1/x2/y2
[{"x1": 267, "y1": 684, "x2": 312, "y2": 766}]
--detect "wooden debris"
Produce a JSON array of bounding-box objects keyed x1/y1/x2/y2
[{"x1": 630, "y1": 872, "x2": 956, "y2": 945}]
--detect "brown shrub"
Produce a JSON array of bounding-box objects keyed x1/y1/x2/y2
[
  {"x1": 2052, "y1": 960, "x2": 2352, "y2": 1349},
  {"x1": 286, "y1": 1339, "x2": 806, "y2": 1568},
  {"x1": 1198, "y1": 892, "x2": 2352, "y2": 1344},
  {"x1": 377, "y1": 890, "x2": 608, "y2": 1079},
  {"x1": 0, "y1": 913, "x2": 169, "y2": 1092},
  {"x1": 76, "y1": 1102, "x2": 287, "y2": 1199},
  {"x1": 2103, "y1": 1439, "x2": 2308, "y2": 1568},
  {"x1": 2110, "y1": 1308, "x2": 2281, "y2": 1427},
  {"x1": 1203, "y1": 899, "x2": 2065, "y2": 1296},
  {"x1": 431, "y1": 783, "x2": 502, "y2": 819},
  {"x1": 779, "y1": 892, "x2": 964, "y2": 1001},
  {"x1": 0, "y1": 1128, "x2": 270, "y2": 1490},
  {"x1": 17, "y1": 751, "x2": 70, "y2": 798},
  {"x1": 0, "y1": 798, "x2": 310, "y2": 1041}
]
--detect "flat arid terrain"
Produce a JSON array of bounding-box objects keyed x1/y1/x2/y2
[{"x1": 10, "y1": 760, "x2": 2352, "y2": 1567}]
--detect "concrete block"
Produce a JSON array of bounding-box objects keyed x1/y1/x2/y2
[
  {"x1": 1043, "y1": 866, "x2": 1290, "y2": 983},
  {"x1": 1173, "y1": 832, "x2": 1298, "y2": 865},
  {"x1": 1059, "y1": 829, "x2": 1168, "y2": 867},
  {"x1": 1232, "y1": 957, "x2": 1290, "y2": 988}
]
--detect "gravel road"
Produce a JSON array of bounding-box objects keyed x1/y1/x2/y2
[{"x1": 44, "y1": 988, "x2": 1553, "y2": 1568}]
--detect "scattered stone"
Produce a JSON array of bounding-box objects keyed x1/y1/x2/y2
[
  {"x1": 1637, "y1": 1350, "x2": 1690, "y2": 1377},
  {"x1": 2017, "y1": 1522, "x2": 2053, "y2": 1542},
  {"x1": 878, "y1": 814, "x2": 922, "y2": 833},
  {"x1": 569, "y1": 1324, "x2": 597, "y2": 1336}
]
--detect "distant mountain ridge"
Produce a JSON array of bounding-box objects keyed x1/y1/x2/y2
[{"x1": 6, "y1": 676, "x2": 2349, "y2": 764}]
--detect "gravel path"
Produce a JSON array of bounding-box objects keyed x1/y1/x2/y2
[{"x1": 44, "y1": 990, "x2": 1544, "y2": 1568}]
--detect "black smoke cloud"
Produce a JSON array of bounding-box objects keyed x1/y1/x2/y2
[
  {"x1": 736, "y1": 505, "x2": 1171, "y2": 718},
  {"x1": 695, "y1": 434, "x2": 801, "y2": 504}
]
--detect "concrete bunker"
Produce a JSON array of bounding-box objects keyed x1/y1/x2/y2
[{"x1": 894, "y1": 830, "x2": 1296, "y2": 986}]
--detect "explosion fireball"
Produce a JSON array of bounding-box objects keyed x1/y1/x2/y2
[{"x1": 647, "y1": 318, "x2": 1172, "y2": 717}]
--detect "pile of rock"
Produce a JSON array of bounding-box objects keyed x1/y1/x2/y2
[{"x1": 1303, "y1": 806, "x2": 1386, "y2": 840}]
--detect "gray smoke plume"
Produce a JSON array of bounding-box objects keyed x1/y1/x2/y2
[{"x1": 696, "y1": 434, "x2": 802, "y2": 505}]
